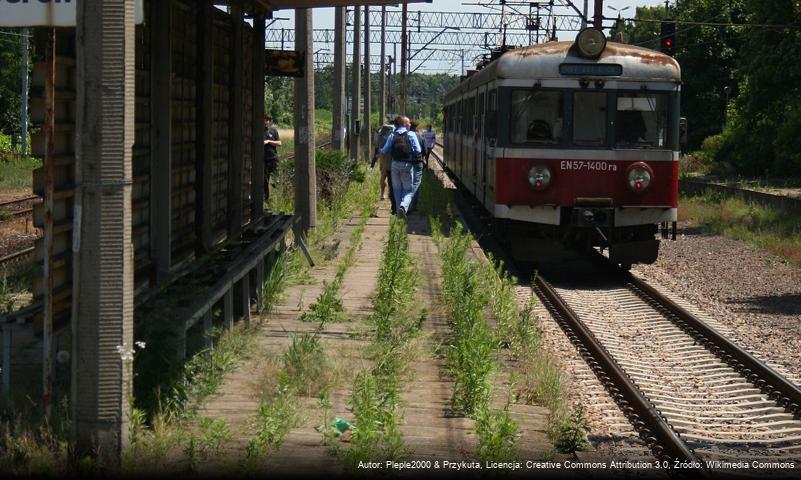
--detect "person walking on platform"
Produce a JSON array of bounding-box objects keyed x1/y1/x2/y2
[
  {"x1": 263, "y1": 115, "x2": 282, "y2": 204},
  {"x1": 422, "y1": 124, "x2": 436, "y2": 164},
  {"x1": 372, "y1": 123, "x2": 396, "y2": 210},
  {"x1": 409, "y1": 121, "x2": 427, "y2": 213},
  {"x1": 381, "y1": 116, "x2": 422, "y2": 220}
]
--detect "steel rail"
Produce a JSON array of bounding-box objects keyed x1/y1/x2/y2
[
  {"x1": 622, "y1": 271, "x2": 801, "y2": 420},
  {"x1": 532, "y1": 275, "x2": 701, "y2": 464},
  {"x1": 0, "y1": 208, "x2": 34, "y2": 220},
  {"x1": 0, "y1": 247, "x2": 35, "y2": 269},
  {"x1": 0, "y1": 195, "x2": 40, "y2": 209}
]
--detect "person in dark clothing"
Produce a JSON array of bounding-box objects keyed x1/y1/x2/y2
[
  {"x1": 263, "y1": 115, "x2": 282, "y2": 203},
  {"x1": 408, "y1": 121, "x2": 426, "y2": 213}
]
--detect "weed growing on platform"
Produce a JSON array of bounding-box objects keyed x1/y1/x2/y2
[
  {"x1": 475, "y1": 406, "x2": 519, "y2": 464},
  {"x1": 185, "y1": 417, "x2": 233, "y2": 470},
  {"x1": 261, "y1": 247, "x2": 308, "y2": 314},
  {"x1": 283, "y1": 333, "x2": 329, "y2": 397},
  {"x1": 0, "y1": 399, "x2": 71, "y2": 476},
  {"x1": 339, "y1": 217, "x2": 419, "y2": 471},
  {"x1": 161, "y1": 326, "x2": 256, "y2": 421},
  {"x1": 436, "y1": 223, "x2": 495, "y2": 417},
  {"x1": 553, "y1": 405, "x2": 589, "y2": 453},
  {"x1": 301, "y1": 207, "x2": 371, "y2": 326},
  {"x1": 245, "y1": 383, "x2": 297, "y2": 467}
]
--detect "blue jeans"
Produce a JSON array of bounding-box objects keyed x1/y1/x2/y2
[
  {"x1": 410, "y1": 161, "x2": 423, "y2": 211},
  {"x1": 391, "y1": 161, "x2": 415, "y2": 213}
]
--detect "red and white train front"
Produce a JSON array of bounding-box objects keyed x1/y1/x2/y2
[{"x1": 443, "y1": 29, "x2": 681, "y2": 266}]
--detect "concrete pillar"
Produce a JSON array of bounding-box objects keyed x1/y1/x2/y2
[
  {"x1": 228, "y1": 5, "x2": 244, "y2": 236},
  {"x1": 73, "y1": 0, "x2": 136, "y2": 463},
  {"x1": 150, "y1": 0, "x2": 172, "y2": 282},
  {"x1": 332, "y1": 7, "x2": 346, "y2": 151},
  {"x1": 362, "y1": 6, "x2": 371, "y2": 162},
  {"x1": 252, "y1": 11, "x2": 266, "y2": 220},
  {"x1": 379, "y1": 8, "x2": 386, "y2": 126},
  {"x1": 293, "y1": 9, "x2": 316, "y2": 233},
  {"x1": 349, "y1": 8, "x2": 361, "y2": 161}
]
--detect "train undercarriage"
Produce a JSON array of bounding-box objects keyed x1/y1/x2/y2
[{"x1": 493, "y1": 210, "x2": 660, "y2": 269}]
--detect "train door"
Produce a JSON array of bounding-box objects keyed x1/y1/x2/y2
[
  {"x1": 456, "y1": 98, "x2": 464, "y2": 179},
  {"x1": 485, "y1": 88, "x2": 497, "y2": 209},
  {"x1": 475, "y1": 89, "x2": 486, "y2": 203}
]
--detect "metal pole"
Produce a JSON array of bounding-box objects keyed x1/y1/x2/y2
[
  {"x1": 594, "y1": 0, "x2": 604, "y2": 29},
  {"x1": 583, "y1": 0, "x2": 589, "y2": 28},
  {"x1": 363, "y1": 6, "x2": 371, "y2": 162},
  {"x1": 350, "y1": 8, "x2": 361, "y2": 160},
  {"x1": 400, "y1": 2, "x2": 408, "y2": 115},
  {"x1": 20, "y1": 29, "x2": 29, "y2": 157},
  {"x1": 332, "y1": 7, "x2": 346, "y2": 150},
  {"x1": 379, "y1": 7, "x2": 386, "y2": 127},
  {"x1": 294, "y1": 9, "x2": 316, "y2": 233},
  {"x1": 43, "y1": 27, "x2": 56, "y2": 419}
]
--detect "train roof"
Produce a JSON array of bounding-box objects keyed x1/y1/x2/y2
[{"x1": 445, "y1": 41, "x2": 681, "y2": 100}]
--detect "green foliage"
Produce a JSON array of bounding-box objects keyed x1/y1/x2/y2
[
  {"x1": 620, "y1": 2, "x2": 801, "y2": 176},
  {"x1": 283, "y1": 333, "x2": 329, "y2": 396},
  {"x1": 139, "y1": 325, "x2": 255, "y2": 423},
  {"x1": 554, "y1": 405, "x2": 589, "y2": 454},
  {"x1": 437, "y1": 223, "x2": 495, "y2": 417},
  {"x1": 0, "y1": 153, "x2": 40, "y2": 192},
  {"x1": 475, "y1": 407, "x2": 519, "y2": 464},
  {"x1": 185, "y1": 417, "x2": 233, "y2": 469},
  {"x1": 245, "y1": 383, "x2": 297, "y2": 461},
  {"x1": 0, "y1": 29, "x2": 30, "y2": 136},
  {"x1": 264, "y1": 76, "x2": 294, "y2": 126},
  {"x1": 681, "y1": 191, "x2": 801, "y2": 263}
]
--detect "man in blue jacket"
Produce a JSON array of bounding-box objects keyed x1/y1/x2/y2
[{"x1": 381, "y1": 116, "x2": 422, "y2": 220}]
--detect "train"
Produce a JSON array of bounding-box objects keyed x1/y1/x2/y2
[{"x1": 442, "y1": 28, "x2": 682, "y2": 267}]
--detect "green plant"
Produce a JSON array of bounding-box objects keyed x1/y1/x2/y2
[
  {"x1": 475, "y1": 407, "x2": 519, "y2": 464},
  {"x1": 283, "y1": 333, "x2": 329, "y2": 396},
  {"x1": 554, "y1": 405, "x2": 589, "y2": 454},
  {"x1": 245, "y1": 383, "x2": 297, "y2": 461}
]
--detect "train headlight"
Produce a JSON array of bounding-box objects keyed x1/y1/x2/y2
[
  {"x1": 575, "y1": 28, "x2": 607, "y2": 59},
  {"x1": 528, "y1": 165, "x2": 552, "y2": 190},
  {"x1": 626, "y1": 162, "x2": 654, "y2": 192}
]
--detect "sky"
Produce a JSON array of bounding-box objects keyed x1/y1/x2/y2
[{"x1": 267, "y1": 1, "x2": 670, "y2": 74}]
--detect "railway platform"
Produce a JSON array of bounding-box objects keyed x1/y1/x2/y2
[{"x1": 193, "y1": 197, "x2": 556, "y2": 474}]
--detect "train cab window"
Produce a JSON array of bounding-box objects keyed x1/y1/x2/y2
[
  {"x1": 511, "y1": 90, "x2": 563, "y2": 145},
  {"x1": 615, "y1": 93, "x2": 669, "y2": 148},
  {"x1": 573, "y1": 92, "x2": 607, "y2": 146}
]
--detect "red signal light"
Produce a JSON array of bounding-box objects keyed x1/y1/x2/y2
[{"x1": 660, "y1": 20, "x2": 676, "y2": 56}]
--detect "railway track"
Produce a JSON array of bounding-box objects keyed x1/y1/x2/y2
[
  {"x1": 429, "y1": 145, "x2": 801, "y2": 473},
  {"x1": 0, "y1": 195, "x2": 40, "y2": 270},
  {"x1": 0, "y1": 195, "x2": 38, "y2": 221}
]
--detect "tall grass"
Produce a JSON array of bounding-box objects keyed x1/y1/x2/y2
[
  {"x1": 681, "y1": 191, "x2": 801, "y2": 263},
  {"x1": 0, "y1": 155, "x2": 40, "y2": 193}
]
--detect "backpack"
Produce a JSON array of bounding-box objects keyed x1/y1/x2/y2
[{"x1": 391, "y1": 131, "x2": 412, "y2": 162}]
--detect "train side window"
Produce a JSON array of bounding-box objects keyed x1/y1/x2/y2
[
  {"x1": 615, "y1": 93, "x2": 669, "y2": 148},
  {"x1": 573, "y1": 92, "x2": 607, "y2": 146},
  {"x1": 510, "y1": 90, "x2": 562, "y2": 145},
  {"x1": 486, "y1": 90, "x2": 498, "y2": 142}
]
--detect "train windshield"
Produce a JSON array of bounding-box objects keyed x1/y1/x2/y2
[
  {"x1": 573, "y1": 92, "x2": 608, "y2": 146},
  {"x1": 510, "y1": 90, "x2": 563, "y2": 145},
  {"x1": 615, "y1": 93, "x2": 669, "y2": 148}
]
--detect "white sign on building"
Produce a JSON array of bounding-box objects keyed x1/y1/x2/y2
[{"x1": 0, "y1": 0, "x2": 144, "y2": 27}]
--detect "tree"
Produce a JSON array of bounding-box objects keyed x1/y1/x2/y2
[{"x1": 0, "y1": 28, "x2": 28, "y2": 137}]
